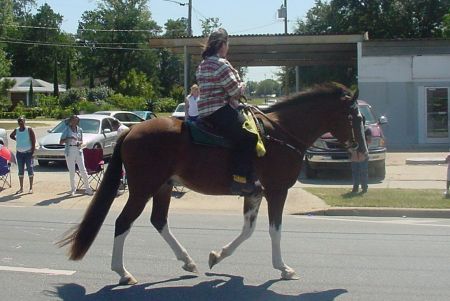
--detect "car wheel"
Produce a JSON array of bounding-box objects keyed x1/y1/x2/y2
[
  {"x1": 304, "y1": 158, "x2": 318, "y2": 179},
  {"x1": 38, "y1": 160, "x2": 49, "y2": 167}
]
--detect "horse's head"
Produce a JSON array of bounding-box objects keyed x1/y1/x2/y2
[{"x1": 329, "y1": 86, "x2": 368, "y2": 155}]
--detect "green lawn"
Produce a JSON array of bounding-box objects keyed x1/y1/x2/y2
[
  {"x1": 304, "y1": 187, "x2": 450, "y2": 209},
  {"x1": 0, "y1": 122, "x2": 54, "y2": 130}
]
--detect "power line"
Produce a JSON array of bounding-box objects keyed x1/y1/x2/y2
[
  {"x1": 0, "y1": 38, "x2": 154, "y2": 51},
  {"x1": 0, "y1": 23, "x2": 159, "y2": 33}
]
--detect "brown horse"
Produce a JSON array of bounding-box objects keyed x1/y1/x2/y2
[{"x1": 58, "y1": 83, "x2": 367, "y2": 285}]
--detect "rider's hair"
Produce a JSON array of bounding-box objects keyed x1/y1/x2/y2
[{"x1": 201, "y1": 28, "x2": 228, "y2": 59}]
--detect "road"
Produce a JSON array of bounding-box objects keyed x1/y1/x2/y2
[{"x1": 1, "y1": 206, "x2": 450, "y2": 301}]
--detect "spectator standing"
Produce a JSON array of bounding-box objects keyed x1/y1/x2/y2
[
  {"x1": 350, "y1": 127, "x2": 372, "y2": 194},
  {"x1": 9, "y1": 116, "x2": 35, "y2": 194},
  {"x1": 59, "y1": 115, "x2": 93, "y2": 196},
  {"x1": 184, "y1": 84, "x2": 200, "y2": 122}
]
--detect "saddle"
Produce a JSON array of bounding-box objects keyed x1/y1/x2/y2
[{"x1": 185, "y1": 106, "x2": 266, "y2": 157}]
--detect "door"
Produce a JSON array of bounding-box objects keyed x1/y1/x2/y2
[{"x1": 420, "y1": 87, "x2": 450, "y2": 143}]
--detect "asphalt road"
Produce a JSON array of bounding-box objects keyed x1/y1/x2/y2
[{"x1": 1, "y1": 206, "x2": 450, "y2": 301}]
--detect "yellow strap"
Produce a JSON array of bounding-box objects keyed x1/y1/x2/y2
[{"x1": 242, "y1": 110, "x2": 266, "y2": 157}]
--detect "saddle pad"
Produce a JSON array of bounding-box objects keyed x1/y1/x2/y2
[{"x1": 186, "y1": 121, "x2": 232, "y2": 148}]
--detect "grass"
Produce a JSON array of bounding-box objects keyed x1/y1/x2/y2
[
  {"x1": 304, "y1": 187, "x2": 450, "y2": 209},
  {"x1": 0, "y1": 122, "x2": 54, "y2": 130}
]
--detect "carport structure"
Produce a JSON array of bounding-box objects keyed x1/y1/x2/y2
[{"x1": 148, "y1": 33, "x2": 368, "y2": 93}]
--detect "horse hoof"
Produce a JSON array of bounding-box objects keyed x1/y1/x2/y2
[
  {"x1": 281, "y1": 269, "x2": 299, "y2": 280},
  {"x1": 182, "y1": 262, "x2": 199, "y2": 273},
  {"x1": 208, "y1": 251, "x2": 219, "y2": 269},
  {"x1": 119, "y1": 275, "x2": 138, "y2": 285}
]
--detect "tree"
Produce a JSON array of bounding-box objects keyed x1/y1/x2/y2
[
  {"x1": 8, "y1": 3, "x2": 73, "y2": 82},
  {"x1": 77, "y1": 0, "x2": 160, "y2": 90},
  {"x1": 118, "y1": 69, "x2": 156, "y2": 99},
  {"x1": 53, "y1": 56, "x2": 59, "y2": 97},
  {"x1": 164, "y1": 18, "x2": 188, "y2": 38},
  {"x1": 443, "y1": 10, "x2": 450, "y2": 37},
  {"x1": 200, "y1": 17, "x2": 222, "y2": 36},
  {"x1": 0, "y1": 50, "x2": 11, "y2": 77},
  {"x1": 256, "y1": 79, "x2": 281, "y2": 97}
]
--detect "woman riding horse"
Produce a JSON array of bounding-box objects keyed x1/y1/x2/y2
[{"x1": 196, "y1": 28, "x2": 260, "y2": 196}]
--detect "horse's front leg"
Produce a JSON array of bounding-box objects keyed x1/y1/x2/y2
[
  {"x1": 209, "y1": 189, "x2": 263, "y2": 269},
  {"x1": 151, "y1": 183, "x2": 198, "y2": 273},
  {"x1": 266, "y1": 188, "x2": 299, "y2": 280}
]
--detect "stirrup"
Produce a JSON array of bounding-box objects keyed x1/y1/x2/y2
[{"x1": 230, "y1": 176, "x2": 261, "y2": 196}]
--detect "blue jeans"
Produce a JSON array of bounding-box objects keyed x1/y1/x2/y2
[
  {"x1": 16, "y1": 151, "x2": 34, "y2": 177},
  {"x1": 351, "y1": 159, "x2": 368, "y2": 191}
]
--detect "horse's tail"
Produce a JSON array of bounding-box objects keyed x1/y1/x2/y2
[{"x1": 57, "y1": 131, "x2": 127, "y2": 260}]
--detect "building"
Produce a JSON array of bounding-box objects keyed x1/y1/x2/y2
[
  {"x1": 358, "y1": 39, "x2": 450, "y2": 150},
  {"x1": 1, "y1": 77, "x2": 66, "y2": 107}
]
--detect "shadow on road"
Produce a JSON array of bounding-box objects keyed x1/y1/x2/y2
[
  {"x1": 48, "y1": 274, "x2": 347, "y2": 301},
  {"x1": 297, "y1": 166, "x2": 383, "y2": 186}
]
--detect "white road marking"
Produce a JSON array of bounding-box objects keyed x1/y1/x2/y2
[
  {"x1": 0, "y1": 265, "x2": 76, "y2": 275},
  {"x1": 296, "y1": 215, "x2": 450, "y2": 227}
]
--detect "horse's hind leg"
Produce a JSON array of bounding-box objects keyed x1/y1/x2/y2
[
  {"x1": 209, "y1": 190, "x2": 263, "y2": 269},
  {"x1": 266, "y1": 188, "x2": 299, "y2": 280},
  {"x1": 151, "y1": 183, "x2": 198, "y2": 273},
  {"x1": 111, "y1": 192, "x2": 149, "y2": 285}
]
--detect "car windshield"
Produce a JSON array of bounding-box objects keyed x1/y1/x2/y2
[
  {"x1": 359, "y1": 105, "x2": 377, "y2": 124},
  {"x1": 175, "y1": 104, "x2": 185, "y2": 112},
  {"x1": 133, "y1": 111, "x2": 146, "y2": 119},
  {"x1": 50, "y1": 119, "x2": 100, "y2": 134}
]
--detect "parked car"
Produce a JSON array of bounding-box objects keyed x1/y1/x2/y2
[
  {"x1": 132, "y1": 110, "x2": 157, "y2": 120},
  {"x1": 0, "y1": 128, "x2": 8, "y2": 147},
  {"x1": 35, "y1": 114, "x2": 119, "y2": 166},
  {"x1": 172, "y1": 103, "x2": 185, "y2": 120},
  {"x1": 304, "y1": 100, "x2": 388, "y2": 179},
  {"x1": 94, "y1": 111, "x2": 144, "y2": 128}
]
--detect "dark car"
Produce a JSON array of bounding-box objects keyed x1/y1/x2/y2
[{"x1": 304, "y1": 100, "x2": 388, "y2": 179}]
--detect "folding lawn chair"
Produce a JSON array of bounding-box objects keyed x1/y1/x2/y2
[
  {"x1": 76, "y1": 148, "x2": 105, "y2": 191},
  {"x1": 0, "y1": 157, "x2": 11, "y2": 191}
]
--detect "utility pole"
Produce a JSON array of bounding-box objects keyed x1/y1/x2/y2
[
  {"x1": 187, "y1": 0, "x2": 192, "y2": 36},
  {"x1": 284, "y1": 0, "x2": 287, "y2": 34}
]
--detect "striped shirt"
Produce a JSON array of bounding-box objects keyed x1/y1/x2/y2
[{"x1": 196, "y1": 55, "x2": 243, "y2": 117}]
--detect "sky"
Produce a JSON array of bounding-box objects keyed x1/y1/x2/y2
[{"x1": 35, "y1": 0, "x2": 317, "y2": 82}]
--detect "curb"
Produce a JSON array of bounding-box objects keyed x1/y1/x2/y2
[
  {"x1": 405, "y1": 158, "x2": 446, "y2": 165},
  {"x1": 298, "y1": 207, "x2": 450, "y2": 219}
]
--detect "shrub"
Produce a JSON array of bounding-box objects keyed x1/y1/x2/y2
[
  {"x1": 86, "y1": 86, "x2": 114, "y2": 102},
  {"x1": 59, "y1": 88, "x2": 87, "y2": 107},
  {"x1": 153, "y1": 97, "x2": 178, "y2": 112},
  {"x1": 106, "y1": 93, "x2": 146, "y2": 111}
]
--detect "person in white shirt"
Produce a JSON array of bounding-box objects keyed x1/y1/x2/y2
[
  {"x1": 59, "y1": 115, "x2": 93, "y2": 196},
  {"x1": 184, "y1": 84, "x2": 200, "y2": 122}
]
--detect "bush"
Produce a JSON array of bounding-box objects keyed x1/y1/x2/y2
[
  {"x1": 153, "y1": 97, "x2": 178, "y2": 112},
  {"x1": 76, "y1": 99, "x2": 114, "y2": 114},
  {"x1": 106, "y1": 93, "x2": 146, "y2": 111},
  {"x1": 59, "y1": 88, "x2": 87, "y2": 107},
  {"x1": 86, "y1": 86, "x2": 114, "y2": 102}
]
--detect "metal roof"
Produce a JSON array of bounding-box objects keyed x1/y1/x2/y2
[{"x1": 148, "y1": 33, "x2": 368, "y2": 67}]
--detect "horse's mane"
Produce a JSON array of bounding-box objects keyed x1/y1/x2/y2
[{"x1": 260, "y1": 82, "x2": 348, "y2": 113}]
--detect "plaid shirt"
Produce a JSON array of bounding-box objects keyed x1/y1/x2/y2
[{"x1": 196, "y1": 55, "x2": 242, "y2": 117}]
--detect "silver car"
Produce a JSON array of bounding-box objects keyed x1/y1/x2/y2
[
  {"x1": 94, "y1": 111, "x2": 144, "y2": 128},
  {"x1": 35, "y1": 114, "x2": 119, "y2": 166}
]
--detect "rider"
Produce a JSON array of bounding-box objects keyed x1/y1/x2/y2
[{"x1": 196, "y1": 28, "x2": 259, "y2": 196}]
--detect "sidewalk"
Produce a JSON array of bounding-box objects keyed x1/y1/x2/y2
[{"x1": 0, "y1": 152, "x2": 449, "y2": 218}]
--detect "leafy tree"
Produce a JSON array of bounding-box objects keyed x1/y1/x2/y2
[
  {"x1": 200, "y1": 17, "x2": 222, "y2": 36},
  {"x1": 119, "y1": 68, "x2": 156, "y2": 99},
  {"x1": 0, "y1": 49, "x2": 11, "y2": 77},
  {"x1": 164, "y1": 18, "x2": 188, "y2": 37},
  {"x1": 256, "y1": 79, "x2": 281, "y2": 97},
  {"x1": 8, "y1": 3, "x2": 73, "y2": 82},
  {"x1": 246, "y1": 81, "x2": 258, "y2": 96},
  {"x1": 77, "y1": 0, "x2": 160, "y2": 91},
  {"x1": 443, "y1": 10, "x2": 450, "y2": 37}
]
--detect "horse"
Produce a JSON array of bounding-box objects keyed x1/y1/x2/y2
[{"x1": 58, "y1": 82, "x2": 367, "y2": 285}]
